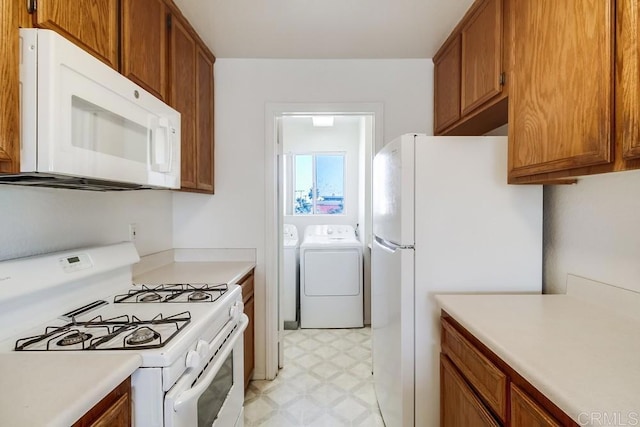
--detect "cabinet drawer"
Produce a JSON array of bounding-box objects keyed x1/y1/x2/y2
[
  {"x1": 511, "y1": 384, "x2": 561, "y2": 427},
  {"x1": 441, "y1": 318, "x2": 507, "y2": 421},
  {"x1": 239, "y1": 271, "x2": 254, "y2": 303}
]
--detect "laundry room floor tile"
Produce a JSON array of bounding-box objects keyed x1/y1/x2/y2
[{"x1": 244, "y1": 327, "x2": 382, "y2": 426}]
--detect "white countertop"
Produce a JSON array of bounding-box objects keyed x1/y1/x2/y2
[
  {"x1": 0, "y1": 352, "x2": 141, "y2": 427},
  {"x1": 436, "y1": 293, "x2": 640, "y2": 426},
  {"x1": 133, "y1": 261, "x2": 255, "y2": 285}
]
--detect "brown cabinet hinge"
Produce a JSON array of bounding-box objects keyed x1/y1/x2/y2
[
  {"x1": 499, "y1": 72, "x2": 506, "y2": 86},
  {"x1": 27, "y1": 0, "x2": 36, "y2": 13},
  {"x1": 167, "y1": 14, "x2": 172, "y2": 30}
]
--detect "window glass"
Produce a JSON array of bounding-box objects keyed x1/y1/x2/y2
[
  {"x1": 315, "y1": 155, "x2": 344, "y2": 214},
  {"x1": 292, "y1": 153, "x2": 345, "y2": 215}
]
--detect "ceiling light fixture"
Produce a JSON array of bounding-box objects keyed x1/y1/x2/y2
[{"x1": 312, "y1": 116, "x2": 334, "y2": 127}]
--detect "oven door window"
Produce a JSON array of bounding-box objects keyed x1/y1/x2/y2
[{"x1": 198, "y1": 351, "x2": 233, "y2": 427}]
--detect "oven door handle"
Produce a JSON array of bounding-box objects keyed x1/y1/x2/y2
[{"x1": 173, "y1": 314, "x2": 248, "y2": 412}]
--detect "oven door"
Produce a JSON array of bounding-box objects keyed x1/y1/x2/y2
[{"x1": 165, "y1": 314, "x2": 248, "y2": 427}]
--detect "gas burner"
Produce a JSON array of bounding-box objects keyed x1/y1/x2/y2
[
  {"x1": 140, "y1": 293, "x2": 162, "y2": 302},
  {"x1": 57, "y1": 331, "x2": 92, "y2": 347},
  {"x1": 188, "y1": 291, "x2": 209, "y2": 301},
  {"x1": 126, "y1": 327, "x2": 159, "y2": 346}
]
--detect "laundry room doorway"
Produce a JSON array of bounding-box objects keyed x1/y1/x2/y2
[{"x1": 264, "y1": 103, "x2": 383, "y2": 378}]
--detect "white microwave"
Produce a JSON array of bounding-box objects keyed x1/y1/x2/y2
[{"x1": 6, "y1": 29, "x2": 181, "y2": 190}]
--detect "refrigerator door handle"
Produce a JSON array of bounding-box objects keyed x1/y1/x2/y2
[{"x1": 374, "y1": 236, "x2": 413, "y2": 252}]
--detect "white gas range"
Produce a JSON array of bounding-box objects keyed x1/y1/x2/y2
[{"x1": 0, "y1": 242, "x2": 247, "y2": 427}]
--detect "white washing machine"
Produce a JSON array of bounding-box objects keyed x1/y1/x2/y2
[
  {"x1": 300, "y1": 225, "x2": 363, "y2": 328},
  {"x1": 283, "y1": 224, "x2": 299, "y2": 329}
]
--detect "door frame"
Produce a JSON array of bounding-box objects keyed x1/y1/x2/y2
[{"x1": 264, "y1": 102, "x2": 383, "y2": 379}]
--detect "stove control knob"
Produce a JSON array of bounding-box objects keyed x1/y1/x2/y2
[
  {"x1": 195, "y1": 340, "x2": 209, "y2": 358},
  {"x1": 230, "y1": 301, "x2": 244, "y2": 319},
  {"x1": 185, "y1": 350, "x2": 201, "y2": 370}
]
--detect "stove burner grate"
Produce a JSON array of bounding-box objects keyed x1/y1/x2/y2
[
  {"x1": 14, "y1": 311, "x2": 191, "y2": 351},
  {"x1": 114, "y1": 283, "x2": 228, "y2": 303}
]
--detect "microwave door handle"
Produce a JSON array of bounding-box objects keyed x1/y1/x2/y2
[
  {"x1": 173, "y1": 314, "x2": 249, "y2": 412},
  {"x1": 150, "y1": 118, "x2": 172, "y2": 173}
]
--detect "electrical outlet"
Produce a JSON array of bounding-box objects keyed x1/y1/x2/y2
[{"x1": 128, "y1": 223, "x2": 138, "y2": 241}]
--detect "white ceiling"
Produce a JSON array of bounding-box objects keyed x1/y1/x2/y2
[{"x1": 173, "y1": 0, "x2": 475, "y2": 59}]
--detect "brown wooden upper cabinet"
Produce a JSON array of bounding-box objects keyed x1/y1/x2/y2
[
  {"x1": 461, "y1": 0, "x2": 503, "y2": 115},
  {"x1": 121, "y1": 0, "x2": 168, "y2": 101},
  {"x1": 434, "y1": 36, "x2": 462, "y2": 133},
  {"x1": 170, "y1": 14, "x2": 198, "y2": 191},
  {"x1": 433, "y1": 0, "x2": 508, "y2": 136},
  {"x1": 122, "y1": 0, "x2": 216, "y2": 194},
  {"x1": 29, "y1": 0, "x2": 119, "y2": 69},
  {"x1": 195, "y1": 46, "x2": 215, "y2": 193},
  {"x1": 508, "y1": 0, "x2": 640, "y2": 183}
]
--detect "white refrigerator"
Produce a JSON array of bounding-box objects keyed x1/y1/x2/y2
[{"x1": 371, "y1": 134, "x2": 542, "y2": 427}]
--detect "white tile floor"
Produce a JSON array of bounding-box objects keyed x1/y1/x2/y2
[{"x1": 244, "y1": 327, "x2": 385, "y2": 426}]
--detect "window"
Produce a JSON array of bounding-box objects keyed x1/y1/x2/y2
[{"x1": 291, "y1": 153, "x2": 345, "y2": 215}]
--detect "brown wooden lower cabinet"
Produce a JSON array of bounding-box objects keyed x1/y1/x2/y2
[
  {"x1": 73, "y1": 378, "x2": 131, "y2": 427},
  {"x1": 240, "y1": 269, "x2": 255, "y2": 390},
  {"x1": 440, "y1": 314, "x2": 578, "y2": 427},
  {"x1": 441, "y1": 354, "x2": 500, "y2": 427}
]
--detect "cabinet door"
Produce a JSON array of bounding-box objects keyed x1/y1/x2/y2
[
  {"x1": 33, "y1": 0, "x2": 119, "y2": 69},
  {"x1": 434, "y1": 35, "x2": 462, "y2": 133},
  {"x1": 196, "y1": 46, "x2": 215, "y2": 193},
  {"x1": 121, "y1": 0, "x2": 168, "y2": 101},
  {"x1": 511, "y1": 384, "x2": 561, "y2": 427},
  {"x1": 90, "y1": 394, "x2": 130, "y2": 427},
  {"x1": 461, "y1": 0, "x2": 503, "y2": 115},
  {"x1": 0, "y1": 0, "x2": 21, "y2": 173},
  {"x1": 169, "y1": 16, "x2": 197, "y2": 190},
  {"x1": 441, "y1": 355, "x2": 500, "y2": 427},
  {"x1": 73, "y1": 378, "x2": 131, "y2": 427},
  {"x1": 617, "y1": 0, "x2": 640, "y2": 161},
  {"x1": 509, "y1": 0, "x2": 614, "y2": 178},
  {"x1": 244, "y1": 296, "x2": 255, "y2": 390}
]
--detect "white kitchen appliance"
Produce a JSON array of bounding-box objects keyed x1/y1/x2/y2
[
  {"x1": 2, "y1": 29, "x2": 181, "y2": 190},
  {"x1": 300, "y1": 225, "x2": 363, "y2": 328},
  {"x1": 371, "y1": 134, "x2": 542, "y2": 427},
  {"x1": 0, "y1": 243, "x2": 246, "y2": 427},
  {"x1": 282, "y1": 224, "x2": 299, "y2": 329}
]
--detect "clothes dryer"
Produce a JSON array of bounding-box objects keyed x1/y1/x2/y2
[{"x1": 300, "y1": 225, "x2": 363, "y2": 328}]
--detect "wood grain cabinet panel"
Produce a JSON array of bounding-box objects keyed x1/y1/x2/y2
[
  {"x1": 169, "y1": 15, "x2": 197, "y2": 190},
  {"x1": 32, "y1": 0, "x2": 119, "y2": 69},
  {"x1": 0, "y1": 0, "x2": 22, "y2": 173},
  {"x1": 441, "y1": 355, "x2": 500, "y2": 427},
  {"x1": 508, "y1": 0, "x2": 614, "y2": 179},
  {"x1": 441, "y1": 318, "x2": 507, "y2": 421},
  {"x1": 433, "y1": 0, "x2": 509, "y2": 136},
  {"x1": 434, "y1": 36, "x2": 462, "y2": 133},
  {"x1": 240, "y1": 270, "x2": 255, "y2": 390},
  {"x1": 195, "y1": 46, "x2": 215, "y2": 193},
  {"x1": 617, "y1": 0, "x2": 640, "y2": 161},
  {"x1": 121, "y1": 0, "x2": 168, "y2": 101},
  {"x1": 244, "y1": 294, "x2": 255, "y2": 390},
  {"x1": 511, "y1": 384, "x2": 561, "y2": 427},
  {"x1": 461, "y1": 0, "x2": 503, "y2": 115},
  {"x1": 73, "y1": 378, "x2": 131, "y2": 427}
]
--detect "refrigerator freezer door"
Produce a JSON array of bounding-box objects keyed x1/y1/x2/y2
[
  {"x1": 373, "y1": 134, "x2": 415, "y2": 247},
  {"x1": 371, "y1": 237, "x2": 415, "y2": 427}
]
